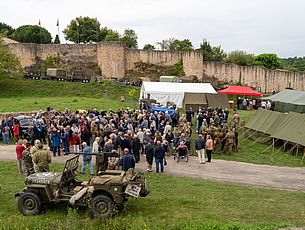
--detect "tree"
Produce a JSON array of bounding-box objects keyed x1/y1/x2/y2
[
  {"x1": 169, "y1": 39, "x2": 193, "y2": 51},
  {"x1": 197, "y1": 39, "x2": 226, "y2": 61},
  {"x1": 156, "y1": 38, "x2": 175, "y2": 51},
  {"x1": 12, "y1": 25, "x2": 52, "y2": 44},
  {"x1": 53, "y1": 35, "x2": 60, "y2": 44},
  {"x1": 0, "y1": 22, "x2": 15, "y2": 37},
  {"x1": 254, "y1": 53, "x2": 280, "y2": 69},
  {"x1": 143, "y1": 44, "x2": 155, "y2": 50},
  {"x1": 104, "y1": 29, "x2": 121, "y2": 41},
  {"x1": 121, "y1": 29, "x2": 138, "y2": 48},
  {"x1": 280, "y1": 56, "x2": 305, "y2": 72},
  {"x1": 63, "y1": 16, "x2": 106, "y2": 44},
  {"x1": 226, "y1": 50, "x2": 254, "y2": 66},
  {"x1": 0, "y1": 36, "x2": 22, "y2": 78}
]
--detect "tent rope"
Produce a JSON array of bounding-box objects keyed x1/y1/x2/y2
[{"x1": 260, "y1": 138, "x2": 279, "y2": 154}]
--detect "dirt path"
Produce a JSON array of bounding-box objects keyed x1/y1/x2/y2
[{"x1": 2, "y1": 144, "x2": 305, "y2": 192}]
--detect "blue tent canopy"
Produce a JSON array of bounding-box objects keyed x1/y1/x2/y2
[{"x1": 150, "y1": 106, "x2": 175, "y2": 116}]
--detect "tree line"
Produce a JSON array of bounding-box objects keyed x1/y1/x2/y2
[{"x1": 1, "y1": 18, "x2": 305, "y2": 72}]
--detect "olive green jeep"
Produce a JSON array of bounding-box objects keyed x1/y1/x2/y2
[{"x1": 15, "y1": 155, "x2": 149, "y2": 218}]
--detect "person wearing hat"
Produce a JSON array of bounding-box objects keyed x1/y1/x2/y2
[
  {"x1": 33, "y1": 142, "x2": 51, "y2": 172},
  {"x1": 81, "y1": 142, "x2": 94, "y2": 175},
  {"x1": 22, "y1": 142, "x2": 35, "y2": 175}
]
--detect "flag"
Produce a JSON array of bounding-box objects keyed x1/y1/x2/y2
[
  {"x1": 56, "y1": 18, "x2": 59, "y2": 27},
  {"x1": 38, "y1": 19, "x2": 41, "y2": 26}
]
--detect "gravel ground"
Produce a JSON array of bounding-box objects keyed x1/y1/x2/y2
[{"x1": 1, "y1": 144, "x2": 305, "y2": 192}]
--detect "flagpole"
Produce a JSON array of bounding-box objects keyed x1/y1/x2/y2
[
  {"x1": 57, "y1": 18, "x2": 60, "y2": 40},
  {"x1": 39, "y1": 19, "x2": 42, "y2": 44}
]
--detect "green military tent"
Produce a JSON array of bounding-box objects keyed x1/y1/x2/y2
[
  {"x1": 245, "y1": 109, "x2": 305, "y2": 152},
  {"x1": 244, "y1": 109, "x2": 287, "y2": 144},
  {"x1": 264, "y1": 89, "x2": 305, "y2": 113},
  {"x1": 270, "y1": 112, "x2": 305, "y2": 146}
]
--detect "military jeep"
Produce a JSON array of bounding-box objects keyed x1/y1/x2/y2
[{"x1": 15, "y1": 155, "x2": 149, "y2": 218}]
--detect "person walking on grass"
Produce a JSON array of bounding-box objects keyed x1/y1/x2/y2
[
  {"x1": 81, "y1": 142, "x2": 94, "y2": 176},
  {"x1": 33, "y1": 143, "x2": 51, "y2": 173}
]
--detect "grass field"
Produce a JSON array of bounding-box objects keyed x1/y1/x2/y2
[
  {"x1": 0, "y1": 161, "x2": 305, "y2": 230},
  {"x1": 1, "y1": 77, "x2": 305, "y2": 229},
  {"x1": 0, "y1": 78, "x2": 139, "y2": 112}
]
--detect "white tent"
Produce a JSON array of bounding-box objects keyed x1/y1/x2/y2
[{"x1": 140, "y1": 82, "x2": 217, "y2": 108}]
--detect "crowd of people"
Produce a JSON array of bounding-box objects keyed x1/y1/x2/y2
[{"x1": 1, "y1": 105, "x2": 240, "y2": 175}]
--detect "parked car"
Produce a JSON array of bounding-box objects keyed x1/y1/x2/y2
[{"x1": 13, "y1": 115, "x2": 34, "y2": 139}]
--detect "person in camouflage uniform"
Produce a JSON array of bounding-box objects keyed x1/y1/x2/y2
[
  {"x1": 221, "y1": 124, "x2": 229, "y2": 152},
  {"x1": 232, "y1": 125, "x2": 239, "y2": 152},
  {"x1": 22, "y1": 143, "x2": 35, "y2": 176},
  {"x1": 208, "y1": 123, "x2": 217, "y2": 140},
  {"x1": 223, "y1": 128, "x2": 235, "y2": 154},
  {"x1": 232, "y1": 111, "x2": 240, "y2": 127},
  {"x1": 33, "y1": 143, "x2": 51, "y2": 172},
  {"x1": 30, "y1": 139, "x2": 41, "y2": 155},
  {"x1": 213, "y1": 129, "x2": 223, "y2": 153},
  {"x1": 199, "y1": 122, "x2": 208, "y2": 140}
]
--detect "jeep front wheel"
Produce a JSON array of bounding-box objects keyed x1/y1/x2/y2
[
  {"x1": 90, "y1": 195, "x2": 114, "y2": 218},
  {"x1": 18, "y1": 191, "x2": 42, "y2": 216}
]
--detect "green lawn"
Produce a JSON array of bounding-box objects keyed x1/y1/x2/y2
[
  {"x1": 0, "y1": 77, "x2": 139, "y2": 112},
  {"x1": 0, "y1": 161, "x2": 305, "y2": 230}
]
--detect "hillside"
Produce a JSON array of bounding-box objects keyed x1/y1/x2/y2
[{"x1": 0, "y1": 77, "x2": 140, "y2": 112}]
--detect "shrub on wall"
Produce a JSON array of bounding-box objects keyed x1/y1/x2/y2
[{"x1": 0, "y1": 37, "x2": 23, "y2": 78}]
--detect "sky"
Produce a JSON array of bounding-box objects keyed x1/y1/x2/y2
[{"x1": 1, "y1": 0, "x2": 305, "y2": 58}]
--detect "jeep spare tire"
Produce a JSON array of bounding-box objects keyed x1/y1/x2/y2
[
  {"x1": 18, "y1": 192, "x2": 42, "y2": 216},
  {"x1": 90, "y1": 195, "x2": 114, "y2": 218}
]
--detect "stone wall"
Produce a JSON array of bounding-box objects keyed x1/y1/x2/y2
[
  {"x1": 97, "y1": 42, "x2": 126, "y2": 79},
  {"x1": 203, "y1": 62, "x2": 305, "y2": 93},
  {"x1": 8, "y1": 42, "x2": 305, "y2": 93},
  {"x1": 125, "y1": 49, "x2": 204, "y2": 78},
  {"x1": 37, "y1": 44, "x2": 98, "y2": 64},
  {"x1": 8, "y1": 43, "x2": 37, "y2": 67}
]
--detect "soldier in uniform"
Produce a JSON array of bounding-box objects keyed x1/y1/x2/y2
[
  {"x1": 208, "y1": 122, "x2": 217, "y2": 140},
  {"x1": 22, "y1": 143, "x2": 35, "y2": 176},
  {"x1": 223, "y1": 128, "x2": 235, "y2": 154},
  {"x1": 213, "y1": 129, "x2": 222, "y2": 154},
  {"x1": 199, "y1": 122, "x2": 208, "y2": 140},
  {"x1": 232, "y1": 111, "x2": 240, "y2": 127},
  {"x1": 173, "y1": 126, "x2": 180, "y2": 148},
  {"x1": 30, "y1": 139, "x2": 41, "y2": 155},
  {"x1": 232, "y1": 125, "x2": 239, "y2": 152},
  {"x1": 33, "y1": 143, "x2": 52, "y2": 172}
]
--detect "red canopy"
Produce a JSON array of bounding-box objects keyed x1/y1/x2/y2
[{"x1": 217, "y1": 86, "x2": 263, "y2": 97}]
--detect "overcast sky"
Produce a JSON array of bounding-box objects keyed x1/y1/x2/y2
[{"x1": 1, "y1": 0, "x2": 304, "y2": 57}]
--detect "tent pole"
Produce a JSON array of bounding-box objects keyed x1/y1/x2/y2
[
  {"x1": 296, "y1": 144, "x2": 299, "y2": 156},
  {"x1": 301, "y1": 148, "x2": 305, "y2": 163},
  {"x1": 272, "y1": 138, "x2": 275, "y2": 152},
  {"x1": 283, "y1": 141, "x2": 287, "y2": 151}
]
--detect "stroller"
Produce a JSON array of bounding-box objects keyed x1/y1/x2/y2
[{"x1": 174, "y1": 142, "x2": 189, "y2": 163}]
